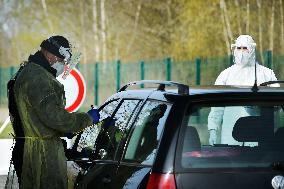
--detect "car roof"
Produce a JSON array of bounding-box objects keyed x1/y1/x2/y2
[
  {"x1": 104, "y1": 85, "x2": 284, "y2": 104},
  {"x1": 188, "y1": 85, "x2": 284, "y2": 95}
]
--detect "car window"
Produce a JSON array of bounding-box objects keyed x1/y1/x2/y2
[
  {"x1": 76, "y1": 100, "x2": 120, "y2": 152},
  {"x1": 99, "y1": 100, "x2": 121, "y2": 121},
  {"x1": 94, "y1": 99, "x2": 141, "y2": 160},
  {"x1": 123, "y1": 100, "x2": 171, "y2": 165},
  {"x1": 179, "y1": 103, "x2": 284, "y2": 169}
]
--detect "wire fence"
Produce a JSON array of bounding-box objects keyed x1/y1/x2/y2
[{"x1": 0, "y1": 50, "x2": 283, "y2": 111}]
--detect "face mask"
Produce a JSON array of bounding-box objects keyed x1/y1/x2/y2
[
  {"x1": 51, "y1": 62, "x2": 65, "y2": 77},
  {"x1": 234, "y1": 50, "x2": 251, "y2": 66}
]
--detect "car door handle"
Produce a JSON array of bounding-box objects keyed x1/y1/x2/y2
[{"x1": 102, "y1": 176, "x2": 112, "y2": 184}]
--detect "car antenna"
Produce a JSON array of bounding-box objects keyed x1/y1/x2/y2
[{"x1": 251, "y1": 59, "x2": 259, "y2": 92}]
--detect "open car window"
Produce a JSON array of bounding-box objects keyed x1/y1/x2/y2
[
  {"x1": 180, "y1": 103, "x2": 284, "y2": 169},
  {"x1": 123, "y1": 100, "x2": 172, "y2": 165},
  {"x1": 94, "y1": 99, "x2": 141, "y2": 160},
  {"x1": 76, "y1": 100, "x2": 120, "y2": 152}
]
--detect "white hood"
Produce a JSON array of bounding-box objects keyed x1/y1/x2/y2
[{"x1": 231, "y1": 35, "x2": 256, "y2": 67}]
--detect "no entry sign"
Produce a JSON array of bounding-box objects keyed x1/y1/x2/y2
[{"x1": 57, "y1": 68, "x2": 86, "y2": 112}]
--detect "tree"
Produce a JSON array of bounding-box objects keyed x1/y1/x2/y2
[
  {"x1": 1, "y1": 0, "x2": 284, "y2": 66},
  {"x1": 257, "y1": 0, "x2": 264, "y2": 64}
]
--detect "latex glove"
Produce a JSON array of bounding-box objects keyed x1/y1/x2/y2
[
  {"x1": 209, "y1": 129, "x2": 217, "y2": 145},
  {"x1": 87, "y1": 108, "x2": 100, "y2": 124}
]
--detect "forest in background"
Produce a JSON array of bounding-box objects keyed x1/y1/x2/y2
[{"x1": 0, "y1": 0, "x2": 283, "y2": 67}]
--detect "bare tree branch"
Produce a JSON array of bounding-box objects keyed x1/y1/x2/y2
[
  {"x1": 92, "y1": 0, "x2": 100, "y2": 62},
  {"x1": 220, "y1": 0, "x2": 231, "y2": 55},
  {"x1": 269, "y1": 0, "x2": 275, "y2": 51},
  {"x1": 256, "y1": 0, "x2": 264, "y2": 64},
  {"x1": 246, "y1": 0, "x2": 250, "y2": 34},
  {"x1": 41, "y1": 0, "x2": 53, "y2": 33},
  {"x1": 126, "y1": 0, "x2": 142, "y2": 55},
  {"x1": 101, "y1": 0, "x2": 107, "y2": 64},
  {"x1": 234, "y1": 0, "x2": 242, "y2": 35},
  {"x1": 280, "y1": 0, "x2": 284, "y2": 52},
  {"x1": 80, "y1": 1, "x2": 87, "y2": 64},
  {"x1": 220, "y1": 0, "x2": 233, "y2": 41}
]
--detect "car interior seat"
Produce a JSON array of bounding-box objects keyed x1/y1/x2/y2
[
  {"x1": 232, "y1": 116, "x2": 273, "y2": 147},
  {"x1": 274, "y1": 127, "x2": 284, "y2": 150},
  {"x1": 183, "y1": 126, "x2": 201, "y2": 152}
]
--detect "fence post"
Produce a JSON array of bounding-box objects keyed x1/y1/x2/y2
[
  {"x1": 116, "y1": 60, "x2": 121, "y2": 92},
  {"x1": 10, "y1": 66, "x2": 15, "y2": 79},
  {"x1": 229, "y1": 54, "x2": 233, "y2": 66},
  {"x1": 265, "y1": 50, "x2": 272, "y2": 69},
  {"x1": 94, "y1": 63, "x2": 99, "y2": 106},
  {"x1": 165, "y1": 57, "x2": 171, "y2": 81},
  {"x1": 140, "y1": 61, "x2": 145, "y2": 88},
  {"x1": 196, "y1": 58, "x2": 201, "y2": 85}
]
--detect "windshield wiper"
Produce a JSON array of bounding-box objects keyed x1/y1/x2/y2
[{"x1": 271, "y1": 161, "x2": 284, "y2": 171}]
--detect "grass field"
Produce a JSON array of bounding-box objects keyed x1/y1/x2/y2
[{"x1": 0, "y1": 123, "x2": 14, "y2": 139}]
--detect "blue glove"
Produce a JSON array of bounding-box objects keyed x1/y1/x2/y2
[{"x1": 87, "y1": 108, "x2": 100, "y2": 124}]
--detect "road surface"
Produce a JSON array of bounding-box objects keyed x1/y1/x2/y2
[{"x1": 0, "y1": 139, "x2": 13, "y2": 188}]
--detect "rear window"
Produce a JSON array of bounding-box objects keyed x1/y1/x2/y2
[{"x1": 179, "y1": 103, "x2": 284, "y2": 169}]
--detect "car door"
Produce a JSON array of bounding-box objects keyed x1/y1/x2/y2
[
  {"x1": 66, "y1": 99, "x2": 120, "y2": 189},
  {"x1": 76, "y1": 99, "x2": 141, "y2": 189},
  {"x1": 68, "y1": 99, "x2": 120, "y2": 161},
  {"x1": 111, "y1": 100, "x2": 172, "y2": 189},
  {"x1": 175, "y1": 101, "x2": 284, "y2": 189}
]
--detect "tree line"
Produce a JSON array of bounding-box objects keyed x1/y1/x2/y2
[{"x1": 0, "y1": 0, "x2": 283, "y2": 67}]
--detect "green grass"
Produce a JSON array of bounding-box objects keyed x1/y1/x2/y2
[{"x1": 0, "y1": 123, "x2": 14, "y2": 139}]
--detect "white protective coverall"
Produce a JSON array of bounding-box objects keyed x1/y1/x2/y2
[{"x1": 208, "y1": 35, "x2": 279, "y2": 145}]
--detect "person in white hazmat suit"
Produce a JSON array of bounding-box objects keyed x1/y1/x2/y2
[{"x1": 207, "y1": 34, "x2": 279, "y2": 145}]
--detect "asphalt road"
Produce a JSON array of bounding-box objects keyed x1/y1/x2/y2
[
  {"x1": 0, "y1": 139, "x2": 13, "y2": 188},
  {"x1": 0, "y1": 108, "x2": 14, "y2": 189},
  {"x1": 0, "y1": 139, "x2": 13, "y2": 175},
  {"x1": 0, "y1": 175, "x2": 7, "y2": 188}
]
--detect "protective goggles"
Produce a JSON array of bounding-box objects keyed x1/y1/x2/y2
[
  {"x1": 236, "y1": 46, "x2": 248, "y2": 50},
  {"x1": 231, "y1": 42, "x2": 256, "y2": 51}
]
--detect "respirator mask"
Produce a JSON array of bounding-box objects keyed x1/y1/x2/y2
[{"x1": 51, "y1": 61, "x2": 65, "y2": 77}]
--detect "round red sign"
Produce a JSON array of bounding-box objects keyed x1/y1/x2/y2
[{"x1": 57, "y1": 68, "x2": 86, "y2": 112}]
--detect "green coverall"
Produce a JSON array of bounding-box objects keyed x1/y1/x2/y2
[{"x1": 14, "y1": 62, "x2": 92, "y2": 189}]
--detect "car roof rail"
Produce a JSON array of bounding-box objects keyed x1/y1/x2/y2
[
  {"x1": 260, "y1": 80, "x2": 284, "y2": 86},
  {"x1": 118, "y1": 80, "x2": 189, "y2": 95}
]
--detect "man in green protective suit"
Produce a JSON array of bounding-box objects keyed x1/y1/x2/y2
[{"x1": 12, "y1": 36, "x2": 99, "y2": 189}]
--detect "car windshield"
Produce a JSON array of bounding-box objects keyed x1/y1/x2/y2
[{"x1": 180, "y1": 102, "x2": 284, "y2": 169}]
